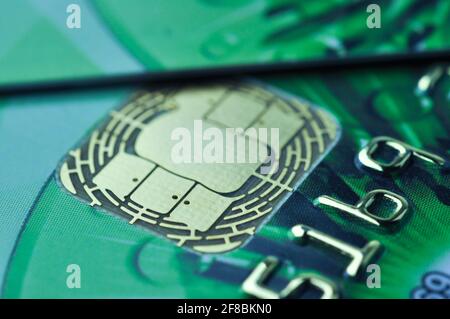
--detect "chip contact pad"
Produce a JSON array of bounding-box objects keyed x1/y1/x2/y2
[{"x1": 58, "y1": 82, "x2": 339, "y2": 253}]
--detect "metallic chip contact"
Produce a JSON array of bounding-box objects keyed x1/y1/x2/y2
[{"x1": 58, "y1": 81, "x2": 340, "y2": 253}]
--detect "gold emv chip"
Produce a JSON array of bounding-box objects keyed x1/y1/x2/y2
[{"x1": 58, "y1": 81, "x2": 339, "y2": 253}]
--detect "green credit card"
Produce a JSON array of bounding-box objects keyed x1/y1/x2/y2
[
  {"x1": 1, "y1": 63, "x2": 449, "y2": 298},
  {"x1": 1, "y1": 0, "x2": 449, "y2": 85}
]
